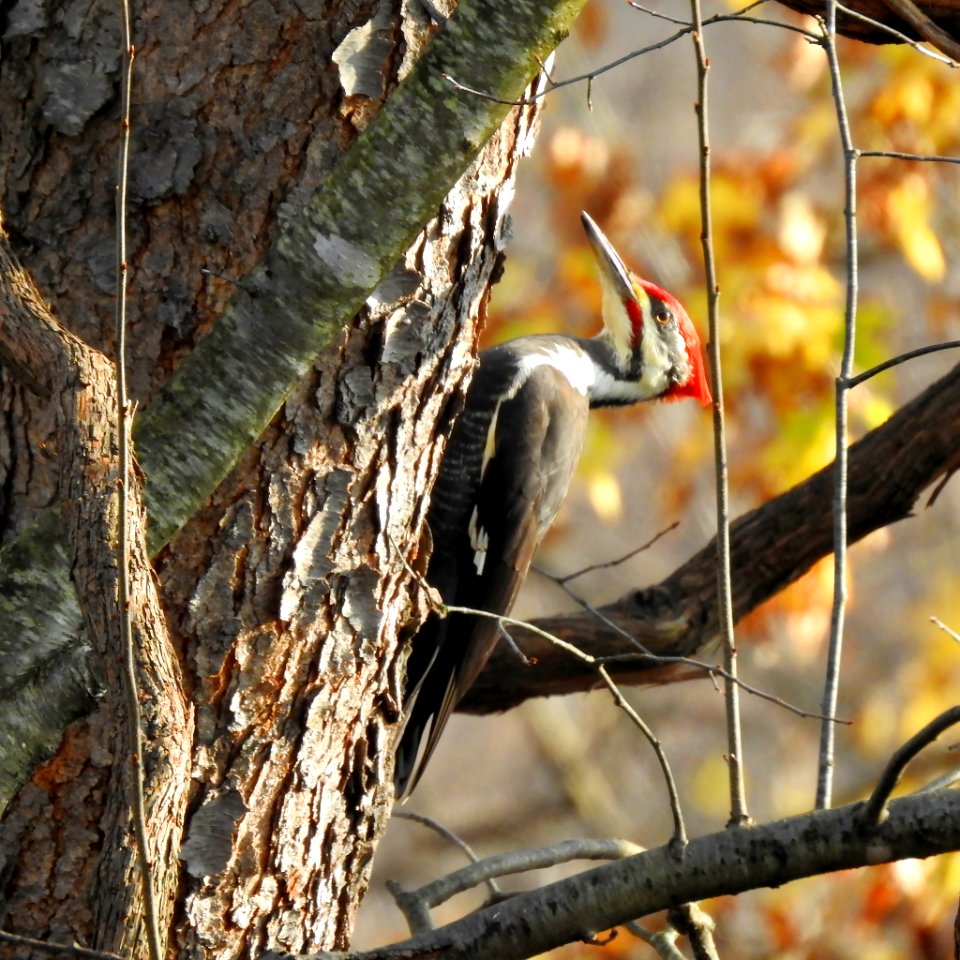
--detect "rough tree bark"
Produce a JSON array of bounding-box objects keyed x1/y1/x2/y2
[
  {"x1": 0, "y1": 0, "x2": 568, "y2": 955},
  {"x1": 0, "y1": 232, "x2": 192, "y2": 956}
]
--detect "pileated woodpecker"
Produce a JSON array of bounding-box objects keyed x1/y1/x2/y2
[{"x1": 394, "y1": 212, "x2": 712, "y2": 796}]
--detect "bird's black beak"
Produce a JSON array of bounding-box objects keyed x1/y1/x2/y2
[{"x1": 581, "y1": 212, "x2": 636, "y2": 303}]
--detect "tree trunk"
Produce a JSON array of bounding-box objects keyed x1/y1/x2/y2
[{"x1": 0, "y1": 0, "x2": 551, "y2": 954}]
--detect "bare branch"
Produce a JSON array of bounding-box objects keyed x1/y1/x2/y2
[
  {"x1": 439, "y1": 0, "x2": 824, "y2": 112},
  {"x1": 268, "y1": 789, "x2": 960, "y2": 960},
  {"x1": 847, "y1": 340, "x2": 960, "y2": 387},
  {"x1": 442, "y1": 605, "x2": 687, "y2": 841},
  {"x1": 390, "y1": 837, "x2": 643, "y2": 922},
  {"x1": 392, "y1": 811, "x2": 501, "y2": 900},
  {"x1": 596, "y1": 664, "x2": 688, "y2": 845},
  {"x1": 861, "y1": 706, "x2": 960, "y2": 826},
  {"x1": 878, "y1": 0, "x2": 960, "y2": 60},
  {"x1": 113, "y1": 7, "x2": 163, "y2": 959},
  {"x1": 667, "y1": 903, "x2": 719, "y2": 960},
  {"x1": 690, "y1": 0, "x2": 748, "y2": 827},
  {"x1": 931, "y1": 616, "x2": 960, "y2": 644},
  {"x1": 858, "y1": 149, "x2": 960, "y2": 162},
  {"x1": 461, "y1": 363, "x2": 960, "y2": 714},
  {"x1": 545, "y1": 522, "x2": 679, "y2": 585},
  {"x1": 538, "y1": 567, "x2": 838, "y2": 721},
  {"x1": 625, "y1": 922, "x2": 689, "y2": 960},
  {"x1": 0, "y1": 931, "x2": 123, "y2": 960},
  {"x1": 816, "y1": 7, "x2": 860, "y2": 811}
]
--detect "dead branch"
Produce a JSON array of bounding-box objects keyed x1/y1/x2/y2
[
  {"x1": 266, "y1": 786, "x2": 960, "y2": 960},
  {"x1": 461, "y1": 362, "x2": 960, "y2": 714}
]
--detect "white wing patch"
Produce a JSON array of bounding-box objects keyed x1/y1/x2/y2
[{"x1": 468, "y1": 506, "x2": 489, "y2": 575}]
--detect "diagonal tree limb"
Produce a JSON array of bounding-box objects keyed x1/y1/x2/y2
[
  {"x1": 461, "y1": 362, "x2": 960, "y2": 714},
  {"x1": 876, "y1": 0, "x2": 960, "y2": 58},
  {"x1": 272, "y1": 788, "x2": 960, "y2": 960},
  {"x1": 135, "y1": 0, "x2": 587, "y2": 552},
  {"x1": 772, "y1": 0, "x2": 960, "y2": 46}
]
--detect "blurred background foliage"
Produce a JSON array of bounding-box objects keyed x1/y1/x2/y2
[{"x1": 358, "y1": 1, "x2": 960, "y2": 956}]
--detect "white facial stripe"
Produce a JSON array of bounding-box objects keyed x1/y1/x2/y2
[
  {"x1": 637, "y1": 321, "x2": 673, "y2": 396},
  {"x1": 513, "y1": 343, "x2": 595, "y2": 397},
  {"x1": 591, "y1": 365, "x2": 669, "y2": 403},
  {"x1": 600, "y1": 279, "x2": 652, "y2": 369}
]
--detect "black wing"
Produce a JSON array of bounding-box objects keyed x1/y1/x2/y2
[{"x1": 395, "y1": 347, "x2": 590, "y2": 796}]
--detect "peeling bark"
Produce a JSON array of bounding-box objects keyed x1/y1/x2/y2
[
  {"x1": 0, "y1": 0, "x2": 556, "y2": 954},
  {"x1": 155, "y1": 96, "x2": 545, "y2": 955}
]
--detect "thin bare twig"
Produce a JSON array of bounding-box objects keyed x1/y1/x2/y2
[
  {"x1": 385, "y1": 879, "x2": 434, "y2": 936},
  {"x1": 443, "y1": 604, "x2": 687, "y2": 843},
  {"x1": 858, "y1": 149, "x2": 960, "y2": 164},
  {"x1": 625, "y1": 922, "x2": 689, "y2": 960},
  {"x1": 114, "y1": 6, "x2": 162, "y2": 959},
  {"x1": 816, "y1": 7, "x2": 860, "y2": 812},
  {"x1": 546, "y1": 522, "x2": 679, "y2": 585},
  {"x1": 0, "y1": 932, "x2": 123, "y2": 960},
  {"x1": 931, "y1": 616, "x2": 960, "y2": 644},
  {"x1": 399, "y1": 837, "x2": 642, "y2": 913},
  {"x1": 916, "y1": 767, "x2": 960, "y2": 794},
  {"x1": 691, "y1": 0, "x2": 748, "y2": 826},
  {"x1": 599, "y1": 651, "x2": 852, "y2": 724},
  {"x1": 667, "y1": 903, "x2": 720, "y2": 960},
  {"x1": 597, "y1": 664, "x2": 687, "y2": 845},
  {"x1": 441, "y1": 3, "x2": 821, "y2": 110},
  {"x1": 627, "y1": 0, "x2": 820, "y2": 38},
  {"x1": 388, "y1": 836, "x2": 645, "y2": 937},
  {"x1": 393, "y1": 810, "x2": 502, "y2": 900},
  {"x1": 846, "y1": 341, "x2": 960, "y2": 388},
  {"x1": 535, "y1": 565, "x2": 844, "y2": 723},
  {"x1": 440, "y1": 29, "x2": 693, "y2": 106},
  {"x1": 861, "y1": 706, "x2": 960, "y2": 826}
]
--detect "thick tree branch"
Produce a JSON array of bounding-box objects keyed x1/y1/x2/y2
[
  {"x1": 135, "y1": 0, "x2": 587, "y2": 552},
  {"x1": 274, "y1": 788, "x2": 960, "y2": 960},
  {"x1": 774, "y1": 0, "x2": 960, "y2": 47},
  {"x1": 462, "y1": 362, "x2": 960, "y2": 713}
]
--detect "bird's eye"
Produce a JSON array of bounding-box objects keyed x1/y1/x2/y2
[{"x1": 654, "y1": 307, "x2": 673, "y2": 325}]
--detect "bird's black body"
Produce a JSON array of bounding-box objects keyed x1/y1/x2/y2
[
  {"x1": 393, "y1": 214, "x2": 712, "y2": 797},
  {"x1": 395, "y1": 338, "x2": 593, "y2": 793}
]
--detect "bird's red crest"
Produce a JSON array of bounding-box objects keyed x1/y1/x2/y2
[
  {"x1": 625, "y1": 298, "x2": 644, "y2": 345},
  {"x1": 639, "y1": 279, "x2": 713, "y2": 407}
]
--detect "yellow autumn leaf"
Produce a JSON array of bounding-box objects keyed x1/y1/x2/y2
[
  {"x1": 692, "y1": 751, "x2": 733, "y2": 817},
  {"x1": 871, "y1": 71, "x2": 935, "y2": 126},
  {"x1": 885, "y1": 175, "x2": 946, "y2": 281},
  {"x1": 778, "y1": 192, "x2": 826, "y2": 265},
  {"x1": 586, "y1": 472, "x2": 623, "y2": 523}
]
